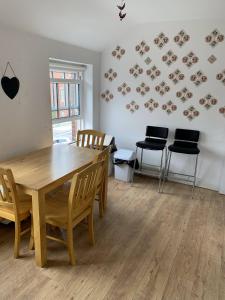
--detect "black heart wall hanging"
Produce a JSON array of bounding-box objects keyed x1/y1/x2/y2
[{"x1": 1, "y1": 62, "x2": 20, "y2": 100}]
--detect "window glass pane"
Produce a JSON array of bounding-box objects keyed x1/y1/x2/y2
[
  {"x1": 78, "y1": 72, "x2": 83, "y2": 80},
  {"x1": 69, "y1": 83, "x2": 80, "y2": 116},
  {"x1": 58, "y1": 110, "x2": 69, "y2": 118},
  {"x1": 53, "y1": 71, "x2": 65, "y2": 79},
  {"x1": 57, "y1": 83, "x2": 68, "y2": 109},
  {"x1": 65, "y1": 72, "x2": 74, "y2": 79}
]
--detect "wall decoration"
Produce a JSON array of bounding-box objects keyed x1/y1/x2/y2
[
  {"x1": 199, "y1": 94, "x2": 217, "y2": 109},
  {"x1": 1, "y1": 62, "x2": 20, "y2": 100},
  {"x1": 208, "y1": 55, "x2": 217, "y2": 64},
  {"x1": 199, "y1": 94, "x2": 218, "y2": 109},
  {"x1": 118, "y1": 82, "x2": 131, "y2": 95},
  {"x1": 216, "y1": 70, "x2": 225, "y2": 86},
  {"x1": 155, "y1": 81, "x2": 170, "y2": 96},
  {"x1": 144, "y1": 99, "x2": 159, "y2": 112},
  {"x1": 146, "y1": 65, "x2": 161, "y2": 80},
  {"x1": 205, "y1": 29, "x2": 224, "y2": 47},
  {"x1": 183, "y1": 106, "x2": 200, "y2": 121},
  {"x1": 219, "y1": 106, "x2": 225, "y2": 117},
  {"x1": 176, "y1": 87, "x2": 193, "y2": 103},
  {"x1": 112, "y1": 46, "x2": 126, "y2": 59},
  {"x1": 144, "y1": 57, "x2": 152, "y2": 65},
  {"x1": 162, "y1": 50, "x2": 178, "y2": 66},
  {"x1": 174, "y1": 30, "x2": 190, "y2": 47},
  {"x1": 126, "y1": 101, "x2": 139, "y2": 113},
  {"x1": 101, "y1": 90, "x2": 114, "y2": 102},
  {"x1": 154, "y1": 32, "x2": 169, "y2": 49},
  {"x1": 162, "y1": 101, "x2": 177, "y2": 114},
  {"x1": 190, "y1": 71, "x2": 207, "y2": 86},
  {"x1": 168, "y1": 69, "x2": 185, "y2": 84},
  {"x1": 129, "y1": 64, "x2": 143, "y2": 78},
  {"x1": 104, "y1": 68, "x2": 117, "y2": 81},
  {"x1": 136, "y1": 82, "x2": 150, "y2": 96},
  {"x1": 135, "y1": 41, "x2": 150, "y2": 56},
  {"x1": 182, "y1": 52, "x2": 199, "y2": 68},
  {"x1": 117, "y1": 0, "x2": 127, "y2": 21}
]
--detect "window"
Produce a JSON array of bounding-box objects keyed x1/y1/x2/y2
[{"x1": 49, "y1": 60, "x2": 85, "y2": 143}]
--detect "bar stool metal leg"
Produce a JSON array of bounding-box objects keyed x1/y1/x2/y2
[
  {"x1": 166, "y1": 151, "x2": 172, "y2": 178},
  {"x1": 161, "y1": 148, "x2": 168, "y2": 193},
  {"x1": 131, "y1": 146, "x2": 138, "y2": 185},
  {"x1": 192, "y1": 154, "x2": 199, "y2": 198},
  {"x1": 158, "y1": 149, "x2": 164, "y2": 193},
  {"x1": 140, "y1": 148, "x2": 144, "y2": 171}
]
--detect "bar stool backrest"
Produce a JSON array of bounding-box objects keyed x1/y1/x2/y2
[
  {"x1": 174, "y1": 129, "x2": 200, "y2": 143},
  {"x1": 145, "y1": 126, "x2": 169, "y2": 140}
]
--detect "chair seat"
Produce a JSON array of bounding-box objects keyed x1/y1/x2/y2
[
  {"x1": 0, "y1": 193, "x2": 32, "y2": 221},
  {"x1": 136, "y1": 138, "x2": 166, "y2": 151},
  {"x1": 168, "y1": 141, "x2": 200, "y2": 155}
]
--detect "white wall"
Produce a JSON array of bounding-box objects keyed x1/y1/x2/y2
[
  {"x1": 0, "y1": 24, "x2": 101, "y2": 161},
  {"x1": 100, "y1": 20, "x2": 225, "y2": 192}
]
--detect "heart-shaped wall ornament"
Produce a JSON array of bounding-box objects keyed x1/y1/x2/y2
[
  {"x1": 1, "y1": 62, "x2": 20, "y2": 100},
  {"x1": 1, "y1": 76, "x2": 20, "y2": 99}
]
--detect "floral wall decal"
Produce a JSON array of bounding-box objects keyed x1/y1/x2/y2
[
  {"x1": 129, "y1": 64, "x2": 143, "y2": 78},
  {"x1": 162, "y1": 50, "x2": 178, "y2": 66},
  {"x1": 190, "y1": 71, "x2": 207, "y2": 86},
  {"x1": 155, "y1": 81, "x2": 170, "y2": 96},
  {"x1": 176, "y1": 87, "x2": 193, "y2": 103},
  {"x1": 144, "y1": 99, "x2": 159, "y2": 112},
  {"x1": 104, "y1": 68, "x2": 117, "y2": 81},
  {"x1": 118, "y1": 82, "x2": 131, "y2": 95},
  {"x1": 126, "y1": 101, "x2": 139, "y2": 113},
  {"x1": 199, "y1": 94, "x2": 217, "y2": 109},
  {"x1": 162, "y1": 101, "x2": 177, "y2": 114},
  {"x1": 174, "y1": 30, "x2": 190, "y2": 47},
  {"x1": 154, "y1": 32, "x2": 169, "y2": 49},
  {"x1": 135, "y1": 41, "x2": 150, "y2": 56},
  {"x1": 205, "y1": 29, "x2": 224, "y2": 47},
  {"x1": 183, "y1": 106, "x2": 200, "y2": 120},
  {"x1": 112, "y1": 46, "x2": 126, "y2": 59},
  {"x1": 101, "y1": 90, "x2": 114, "y2": 102}
]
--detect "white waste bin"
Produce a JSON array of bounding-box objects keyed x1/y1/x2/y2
[{"x1": 114, "y1": 149, "x2": 136, "y2": 182}]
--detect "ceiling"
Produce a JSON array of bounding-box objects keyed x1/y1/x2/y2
[{"x1": 0, "y1": 0, "x2": 224, "y2": 51}]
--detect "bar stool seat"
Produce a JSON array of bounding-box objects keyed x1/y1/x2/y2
[
  {"x1": 168, "y1": 141, "x2": 200, "y2": 155},
  {"x1": 136, "y1": 138, "x2": 167, "y2": 151}
]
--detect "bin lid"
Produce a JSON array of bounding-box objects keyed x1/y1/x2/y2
[{"x1": 114, "y1": 149, "x2": 136, "y2": 161}]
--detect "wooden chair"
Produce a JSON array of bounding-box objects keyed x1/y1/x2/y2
[
  {"x1": 94, "y1": 146, "x2": 110, "y2": 217},
  {"x1": 76, "y1": 130, "x2": 105, "y2": 151},
  {"x1": 0, "y1": 168, "x2": 31, "y2": 258},
  {"x1": 30, "y1": 161, "x2": 103, "y2": 265}
]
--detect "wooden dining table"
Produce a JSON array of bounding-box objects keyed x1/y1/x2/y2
[{"x1": 0, "y1": 144, "x2": 100, "y2": 267}]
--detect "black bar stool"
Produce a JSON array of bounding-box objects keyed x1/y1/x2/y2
[
  {"x1": 133, "y1": 126, "x2": 169, "y2": 192},
  {"x1": 163, "y1": 128, "x2": 200, "y2": 196}
]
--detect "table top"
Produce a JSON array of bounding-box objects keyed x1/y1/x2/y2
[{"x1": 0, "y1": 144, "x2": 99, "y2": 191}]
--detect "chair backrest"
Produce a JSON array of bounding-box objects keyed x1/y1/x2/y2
[
  {"x1": 0, "y1": 168, "x2": 19, "y2": 214},
  {"x1": 145, "y1": 126, "x2": 169, "y2": 139},
  {"x1": 68, "y1": 161, "x2": 103, "y2": 222},
  {"x1": 76, "y1": 130, "x2": 105, "y2": 151},
  {"x1": 174, "y1": 128, "x2": 200, "y2": 143},
  {"x1": 94, "y1": 146, "x2": 110, "y2": 187}
]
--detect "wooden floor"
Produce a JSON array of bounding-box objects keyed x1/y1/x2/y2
[{"x1": 1, "y1": 176, "x2": 225, "y2": 300}]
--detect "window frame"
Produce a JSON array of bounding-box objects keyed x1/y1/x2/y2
[{"x1": 49, "y1": 65, "x2": 84, "y2": 124}]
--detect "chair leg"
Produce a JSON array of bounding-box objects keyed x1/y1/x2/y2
[
  {"x1": 88, "y1": 210, "x2": 95, "y2": 246},
  {"x1": 14, "y1": 221, "x2": 21, "y2": 258},
  {"x1": 99, "y1": 186, "x2": 104, "y2": 218},
  {"x1": 140, "y1": 148, "x2": 144, "y2": 171},
  {"x1": 192, "y1": 154, "x2": 199, "y2": 198},
  {"x1": 29, "y1": 218, "x2": 35, "y2": 250},
  {"x1": 131, "y1": 146, "x2": 138, "y2": 185},
  {"x1": 158, "y1": 149, "x2": 164, "y2": 193},
  {"x1": 166, "y1": 151, "x2": 172, "y2": 178},
  {"x1": 67, "y1": 227, "x2": 76, "y2": 265}
]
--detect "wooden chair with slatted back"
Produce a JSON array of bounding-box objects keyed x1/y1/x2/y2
[
  {"x1": 30, "y1": 161, "x2": 103, "y2": 265},
  {"x1": 94, "y1": 146, "x2": 110, "y2": 217},
  {"x1": 0, "y1": 168, "x2": 31, "y2": 258},
  {"x1": 76, "y1": 130, "x2": 105, "y2": 151}
]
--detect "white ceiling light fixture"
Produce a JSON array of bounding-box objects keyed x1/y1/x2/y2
[{"x1": 117, "y1": 0, "x2": 127, "y2": 21}]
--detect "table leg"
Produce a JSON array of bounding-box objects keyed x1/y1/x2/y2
[{"x1": 32, "y1": 190, "x2": 47, "y2": 267}]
